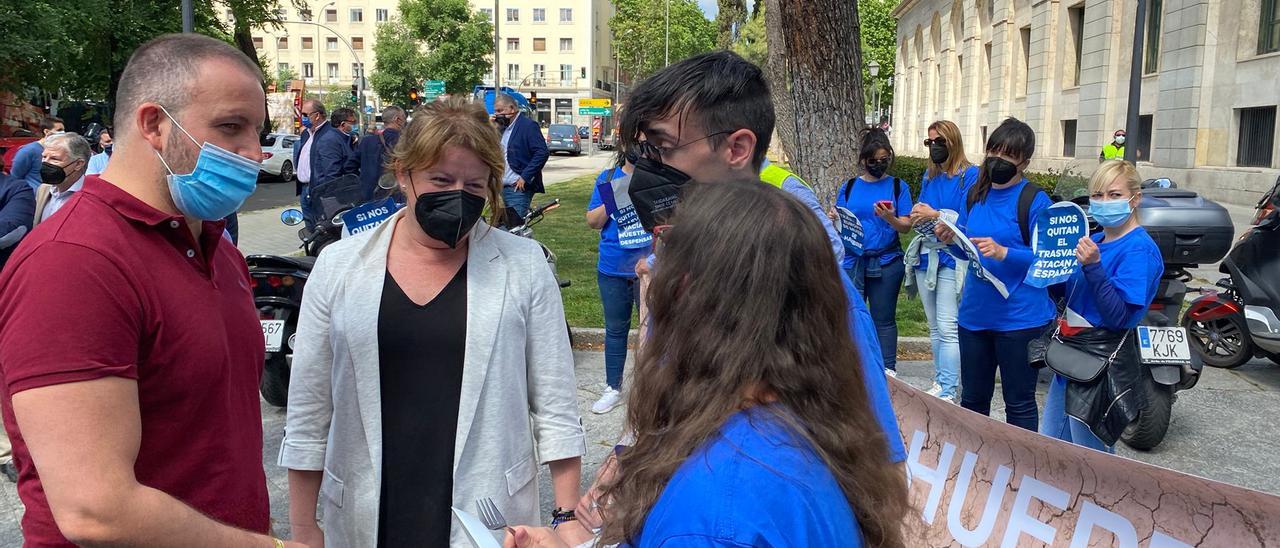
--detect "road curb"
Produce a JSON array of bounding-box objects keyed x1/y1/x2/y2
[{"x1": 570, "y1": 327, "x2": 933, "y2": 354}]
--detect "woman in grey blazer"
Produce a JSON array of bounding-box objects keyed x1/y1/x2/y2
[{"x1": 279, "y1": 99, "x2": 585, "y2": 547}]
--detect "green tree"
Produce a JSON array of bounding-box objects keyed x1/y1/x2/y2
[
  {"x1": 732, "y1": 3, "x2": 767, "y2": 68},
  {"x1": 370, "y1": 19, "x2": 428, "y2": 107},
  {"x1": 398, "y1": 0, "x2": 494, "y2": 95},
  {"x1": 716, "y1": 0, "x2": 747, "y2": 49},
  {"x1": 611, "y1": 0, "x2": 715, "y2": 80},
  {"x1": 859, "y1": 0, "x2": 898, "y2": 119}
]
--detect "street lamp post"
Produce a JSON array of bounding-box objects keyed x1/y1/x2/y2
[
  {"x1": 665, "y1": 0, "x2": 670, "y2": 67},
  {"x1": 868, "y1": 60, "x2": 880, "y2": 124},
  {"x1": 284, "y1": 18, "x2": 367, "y2": 128},
  {"x1": 1124, "y1": 0, "x2": 1148, "y2": 163},
  {"x1": 182, "y1": 0, "x2": 194, "y2": 32},
  {"x1": 494, "y1": 0, "x2": 501, "y2": 90}
]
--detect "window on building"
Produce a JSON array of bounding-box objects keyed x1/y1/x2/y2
[
  {"x1": 508, "y1": 64, "x2": 521, "y2": 82},
  {"x1": 955, "y1": 55, "x2": 964, "y2": 108},
  {"x1": 981, "y1": 125, "x2": 989, "y2": 147},
  {"x1": 1238, "y1": 106, "x2": 1276, "y2": 167},
  {"x1": 352, "y1": 37, "x2": 363, "y2": 49},
  {"x1": 302, "y1": 37, "x2": 313, "y2": 50},
  {"x1": 507, "y1": 8, "x2": 519, "y2": 22},
  {"x1": 300, "y1": 9, "x2": 312, "y2": 21},
  {"x1": 533, "y1": 38, "x2": 546, "y2": 52},
  {"x1": 377, "y1": 8, "x2": 389, "y2": 22},
  {"x1": 560, "y1": 8, "x2": 573, "y2": 22},
  {"x1": 507, "y1": 38, "x2": 520, "y2": 51},
  {"x1": 1144, "y1": 0, "x2": 1162, "y2": 74},
  {"x1": 303, "y1": 63, "x2": 314, "y2": 78},
  {"x1": 327, "y1": 37, "x2": 338, "y2": 50},
  {"x1": 325, "y1": 8, "x2": 337, "y2": 22},
  {"x1": 1062, "y1": 119, "x2": 1077, "y2": 156},
  {"x1": 533, "y1": 8, "x2": 546, "y2": 22},
  {"x1": 279, "y1": 62, "x2": 290, "y2": 74},
  {"x1": 987, "y1": 0, "x2": 995, "y2": 22},
  {"x1": 560, "y1": 64, "x2": 573, "y2": 83},
  {"x1": 1138, "y1": 114, "x2": 1153, "y2": 160},
  {"x1": 225, "y1": 9, "x2": 234, "y2": 21},
  {"x1": 1260, "y1": 0, "x2": 1280, "y2": 54},
  {"x1": 252, "y1": 36, "x2": 264, "y2": 49},
  {"x1": 278, "y1": 37, "x2": 289, "y2": 49},
  {"x1": 560, "y1": 38, "x2": 573, "y2": 52},
  {"x1": 479, "y1": 8, "x2": 492, "y2": 20},
  {"x1": 1019, "y1": 26, "x2": 1031, "y2": 96},
  {"x1": 533, "y1": 63, "x2": 546, "y2": 83},
  {"x1": 327, "y1": 63, "x2": 339, "y2": 80},
  {"x1": 982, "y1": 43, "x2": 992, "y2": 104},
  {"x1": 275, "y1": 8, "x2": 286, "y2": 19},
  {"x1": 1067, "y1": 4, "x2": 1084, "y2": 86},
  {"x1": 350, "y1": 8, "x2": 363, "y2": 22}
]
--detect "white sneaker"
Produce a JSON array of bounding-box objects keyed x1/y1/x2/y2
[
  {"x1": 925, "y1": 382, "x2": 944, "y2": 396},
  {"x1": 885, "y1": 369, "x2": 898, "y2": 378},
  {"x1": 592, "y1": 386, "x2": 623, "y2": 414}
]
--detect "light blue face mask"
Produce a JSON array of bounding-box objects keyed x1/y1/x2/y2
[
  {"x1": 154, "y1": 105, "x2": 260, "y2": 221},
  {"x1": 1089, "y1": 196, "x2": 1135, "y2": 227}
]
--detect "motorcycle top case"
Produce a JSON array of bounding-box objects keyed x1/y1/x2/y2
[{"x1": 1138, "y1": 189, "x2": 1234, "y2": 267}]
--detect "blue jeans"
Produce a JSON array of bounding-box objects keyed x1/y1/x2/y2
[
  {"x1": 1040, "y1": 374, "x2": 1115, "y2": 453},
  {"x1": 847, "y1": 256, "x2": 905, "y2": 371},
  {"x1": 503, "y1": 186, "x2": 534, "y2": 218},
  {"x1": 916, "y1": 266, "x2": 960, "y2": 398},
  {"x1": 598, "y1": 273, "x2": 639, "y2": 390},
  {"x1": 958, "y1": 325, "x2": 1047, "y2": 431},
  {"x1": 299, "y1": 183, "x2": 315, "y2": 230}
]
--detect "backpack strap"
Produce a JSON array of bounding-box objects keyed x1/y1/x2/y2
[
  {"x1": 1017, "y1": 182, "x2": 1044, "y2": 246},
  {"x1": 842, "y1": 178, "x2": 856, "y2": 202},
  {"x1": 894, "y1": 177, "x2": 903, "y2": 203}
]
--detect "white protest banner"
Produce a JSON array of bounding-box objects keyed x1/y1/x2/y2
[
  {"x1": 889, "y1": 378, "x2": 1280, "y2": 547},
  {"x1": 1025, "y1": 202, "x2": 1089, "y2": 288},
  {"x1": 836, "y1": 206, "x2": 865, "y2": 256},
  {"x1": 939, "y1": 216, "x2": 1010, "y2": 298},
  {"x1": 596, "y1": 170, "x2": 652, "y2": 250}
]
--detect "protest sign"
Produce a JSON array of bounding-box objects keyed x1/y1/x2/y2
[
  {"x1": 889, "y1": 378, "x2": 1280, "y2": 546},
  {"x1": 938, "y1": 217, "x2": 1009, "y2": 298},
  {"x1": 1025, "y1": 202, "x2": 1089, "y2": 288},
  {"x1": 340, "y1": 197, "x2": 401, "y2": 237},
  {"x1": 597, "y1": 171, "x2": 652, "y2": 250},
  {"x1": 835, "y1": 206, "x2": 865, "y2": 255}
]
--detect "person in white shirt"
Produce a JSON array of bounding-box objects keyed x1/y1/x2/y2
[
  {"x1": 86, "y1": 128, "x2": 113, "y2": 175},
  {"x1": 34, "y1": 133, "x2": 91, "y2": 226}
]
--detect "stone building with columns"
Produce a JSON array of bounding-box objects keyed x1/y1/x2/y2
[{"x1": 890, "y1": 0, "x2": 1280, "y2": 206}]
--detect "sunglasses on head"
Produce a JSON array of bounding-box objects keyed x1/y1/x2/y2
[{"x1": 924, "y1": 138, "x2": 947, "y2": 147}]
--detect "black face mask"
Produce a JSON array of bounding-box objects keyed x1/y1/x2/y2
[
  {"x1": 865, "y1": 160, "x2": 889, "y2": 179},
  {"x1": 104, "y1": 144, "x2": 113, "y2": 157},
  {"x1": 494, "y1": 115, "x2": 512, "y2": 130},
  {"x1": 414, "y1": 189, "x2": 486, "y2": 248},
  {"x1": 40, "y1": 162, "x2": 69, "y2": 186},
  {"x1": 929, "y1": 144, "x2": 950, "y2": 165},
  {"x1": 984, "y1": 156, "x2": 1019, "y2": 185},
  {"x1": 627, "y1": 156, "x2": 693, "y2": 233}
]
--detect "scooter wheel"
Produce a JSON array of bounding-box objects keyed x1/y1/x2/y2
[
  {"x1": 1121, "y1": 378, "x2": 1172, "y2": 451},
  {"x1": 1183, "y1": 313, "x2": 1253, "y2": 369}
]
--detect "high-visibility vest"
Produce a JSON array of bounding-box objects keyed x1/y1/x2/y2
[
  {"x1": 760, "y1": 163, "x2": 813, "y2": 190},
  {"x1": 1101, "y1": 143, "x2": 1125, "y2": 160}
]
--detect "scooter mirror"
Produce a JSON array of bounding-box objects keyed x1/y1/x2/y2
[
  {"x1": 280, "y1": 208, "x2": 305, "y2": 226},
  {"x1": 378, "y1": 176, "x2": 397, "y2": 190}
]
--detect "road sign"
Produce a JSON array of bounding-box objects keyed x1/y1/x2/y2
[
  {"x1": 578, "y1": 98, "x2": 612, "y2": 108},
  {"x1": 578, "y1": 107, "x2": 612, "y2": 116},
  {"x1": 424, "y1": 80, "x2": 446, "y2": 102}
]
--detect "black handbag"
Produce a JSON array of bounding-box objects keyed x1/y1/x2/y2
[{"x1": 1043, "y1": 321, "x2": 1130, "y2": 383}]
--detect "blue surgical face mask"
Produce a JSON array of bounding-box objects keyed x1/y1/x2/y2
[
  {"x1": 154, "y1": 104, "x2": 260, "y2": 221},
  {"x1": 301, "y1": 116, "x2": 313, "y2": 129},
  {"x1": 1089, "y1": 196, "x2": 1135, "y2": 227}
]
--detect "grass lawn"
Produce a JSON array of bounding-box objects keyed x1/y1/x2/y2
[{"x1": 532, "y1": 174, "x2": 930, "y2": 337}]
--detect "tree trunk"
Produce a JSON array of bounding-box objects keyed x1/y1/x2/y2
[{"x1": 764, "y1": 0, "x2": 866, "y2": 208}]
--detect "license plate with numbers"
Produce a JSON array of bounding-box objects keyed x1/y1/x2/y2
[
  {"x1": 262, "y1": 320, "x2": 286, "y2": 353},
  {"x1": 1137, "y1": 326, "x2": 1191, "y2": 365}
]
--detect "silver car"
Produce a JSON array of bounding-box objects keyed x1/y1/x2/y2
[{"x1": 260, "y1": 133, "x2": 301, "y2": 182}]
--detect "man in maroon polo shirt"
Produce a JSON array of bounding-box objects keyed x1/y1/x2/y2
[{"x1": 0, "y1": 34, "x2": 303, "y2": 547}]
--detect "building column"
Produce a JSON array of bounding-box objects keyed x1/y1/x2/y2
[
  {"x1": 1153, "y1": 0, "x2": 1211, "y2": 168},
  {"x1": 1077, "y1": 0, "x2": 1125, "y2": 158},
  {"x1": 1026, "y1": 0, "x2": 1061, "y2": 158}
]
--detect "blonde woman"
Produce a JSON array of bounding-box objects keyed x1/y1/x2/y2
[
  {"x1": 280, "y1": 98, "x2": 585, "y2": 547},
  {"x1": 906, "y1": 120, "x2": 978, "y2": 401},
  {"x1": 1039, "y1": 160, "x2": 1163, "y2": 452}
]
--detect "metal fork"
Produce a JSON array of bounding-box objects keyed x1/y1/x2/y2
[{"x1": 476, "y1": 497, "x2": 516, "y2": 537}]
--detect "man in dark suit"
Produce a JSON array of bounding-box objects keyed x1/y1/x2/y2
[
  {"x1": 359, "y1": 105, "x2": 405, "y2": 201},
  {"x1": 293, "y1": 100, "x2": 356, "y2": 226},
  {"x1": 493, "y1": 93, "x2": 549, "y2": 217}
]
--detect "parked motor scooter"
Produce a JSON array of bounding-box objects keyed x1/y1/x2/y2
[{"x1": 1184, "y1": 175, "x2": 1280, "y2": 369}]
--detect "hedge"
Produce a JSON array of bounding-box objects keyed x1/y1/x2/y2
[{"x1": 888, "y1": 156, "x2": 1065, "y2": 199}]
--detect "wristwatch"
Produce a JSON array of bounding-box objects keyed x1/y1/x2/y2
[{"x1": 550, "y1": 507, "x2": 577, "y2": 529}]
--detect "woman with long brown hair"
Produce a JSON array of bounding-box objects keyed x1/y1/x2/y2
[{"x1": 506, "y1": 179, "x2": 907, "y2": 547}]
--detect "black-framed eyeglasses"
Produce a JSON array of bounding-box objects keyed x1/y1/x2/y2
[
  {"x1": 636, "y1": 130, "x2": 733, "y2": 162},
  {"x1": 924, "y1": 138, "x2": 947, "y2": 147},
  {"x1": 301, "y1": 111, "x2": 314, "y2": 117}
]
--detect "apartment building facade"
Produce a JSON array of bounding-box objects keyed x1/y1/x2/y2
[{"x1": 891, "y1": 0, "x2": 1280, "y2": 206}]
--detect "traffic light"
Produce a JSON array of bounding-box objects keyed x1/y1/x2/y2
[
  {"x1": 409, "y1": 87, "x2": 420, "y2": 107},
  {"x1": 528, "y1": 91, "x2": 538, "y2": 104},
  {"x1": 349, "y1": 84, "x2": 358, "y2": 103},
  {"x1": 580, "y1": 67, "x2": 587, "y2": 79}
]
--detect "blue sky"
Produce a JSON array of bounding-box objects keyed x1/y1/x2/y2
[{"x1": 698, "y1": 0, "x2": 718, "y2": 18}]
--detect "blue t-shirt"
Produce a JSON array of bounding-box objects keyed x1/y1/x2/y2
[
  {"x1": 1063, "y1": 227, "x2": 1164, "y2": 330},
  {"x1": 842, "y1": 269, "x2": 906, "y2": 463},
  {"x1": 956, "y1": 179, "x2": 1056, "y2": 331},
  {"x1": 589, "y1": 168, "x2": 651, "y2": 278},
  {"x1": 835, "y1": 176, "x2": 913, "y2": 269},
  {"x1": 10, "y1": 141, "x2": 44, "y2": 189},
  {"x1": 915, "y1": 166, "x2": 979, "y2": 271},
  {"x1": 632, "y1": 407, "x2": 864, "y2": 548}
]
